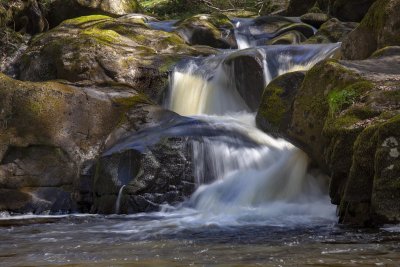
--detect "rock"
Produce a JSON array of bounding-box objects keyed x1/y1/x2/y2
[
  {"x1": 0, "y1": 73, "x2": 151, "y2": 214},
  {"x1": 256, "y1": 71, "x2": 306, "y2": 134},
  {"x1": 260, "y1": 54, "x2": 400, "y2": 225},
  {"x1": 0, "y1": 0, "x2": 48, "y2": 34},
  {"x1": 224, "y1": 49, "x2": 266, "y2": 111},
  {"x1": 0, "y1": 28, "x2": 28, "y2": 76},
  {"x1": 246, "y1": 16, "x2": 315, "y2": 46},
  {"x1": 174, "y1": 14, "x2": 237, "y2": 49},
  {"x1": 300, "y1": 13, "x2": 330, "y2": 28},
  {"x1": 285, "y1": 0, "x2": 317, "y2": 16},
  {"x1": 370, "y1": 46, "x2": 400, "y2": 58},
  {"x1": 304, "y1": 18, "x2": 358, "y2": 44},
  {"x1": 342, "y1": 0, "x2": 400, "y2": 60},
  {"x1": 329, "y1": 0, "x2": 377, "y2": 22},
  {"x1": 46, "y1": 0, "x2": 141, "y2": 28},
  {"x1": 267, "y1": 30, "x2": 307, "y2": 45},
  {"x1": 15, "y1": 15, "x2": 216, "y2": 102}
]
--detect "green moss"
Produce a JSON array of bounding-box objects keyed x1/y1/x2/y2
[
  {"x1": 62, "y1": 15, "x2": 112, "y2": 26},
  {"x1": 81, "y1": 28, "x2": 121, "y2": 44},
  {"x1": 113, "y1": 94, "x2": 152, "y2": 109},
  {"x1": 328, "y1": 81, "x2": 374, "y2": 116},
  {"x1": 259, "y1": 84, "x2": 286, "y2": 127}
]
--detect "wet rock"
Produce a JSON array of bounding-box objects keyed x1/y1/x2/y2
[
  {"x1": 46, "y1": 0, "x2": 141, "y2": 28},
  {"x1": 267, "y1": 30, "x2": 307, "y2": 45},
  {"x1": 259, "y1": 54, "x2": 400, "y2": 225},
  {"x1": 300, "y1": 12, "x2": 330, "y2": 28},
  {"x1": 93, "y1": 106, "x2": 196, "y2": 214},
  {"x1": 304, "y1": 18, "x2": 358, "y2": 44},
  {"x1": 342, "y1": 0, "x2": 400, "y2": 60},
  {"x1": 174, "y1": 14, "x2": 237, "y2": 49},
  {"x1": 15, "y1": 15, "x2": 216, "y2": 102},
  {"x1": 224, "y1": 49, "x2": 266, "y2": 111},
  {"x1": 0, "y1": 73, "x2": 151, "y2": 214}
]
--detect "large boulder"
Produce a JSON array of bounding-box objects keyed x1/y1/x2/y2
[
  {"x1": 45, "y1": 0, "x2": 141, "y2": 28},
  {"x1": 174, "y1": 14, "x2": 237, "y2": 49},
  {"x1": 15, "y1": 15, "x2": 216, "y2": 102},
  {"x1": 0, "y1": 73, "x2": 151, "y2": 214},
  {"x1": 342, "y1": 0, "x2": 400, "y2": 60},
  {"x1": 257, "y1": 52, "x2": 400, "y2": 225}
]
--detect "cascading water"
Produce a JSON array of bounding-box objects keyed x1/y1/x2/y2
[{"x1": 164, "y1": 43, "x2": 340, "y2": 225}]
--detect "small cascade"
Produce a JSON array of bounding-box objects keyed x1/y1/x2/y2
[{"x1": 115, "y1": 185, "x2": 126, "y2": 214}]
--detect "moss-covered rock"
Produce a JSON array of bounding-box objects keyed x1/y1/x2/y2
[
  {"x1": 342, "y1": 0, "x2": 400, "y2": 59},
  {"x1": 260, "y1": 53, "x2": 400, "y2": 225},
  {"x1": 15, "y1": 15, "x2": 217, "y2": 102},
  {"x1": 0, "y1": 73, "x2": 154, "y2": 214},
  {"x1": 256, "y1": 71, "x2": 306, "y2": 134},
  {"x1": 46, "y1": 0, "x2": 141, "y2": 28},
  {"x1": 304, "y1": 18, "x2": 358, "y2": 44},
  {"x1": 174, "y1": 14, "x2": 237, "y2": 49}
]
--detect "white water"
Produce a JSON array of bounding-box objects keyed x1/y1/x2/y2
[{"x1": 163, "y1": 44, "x2": 340, "y2": 226}]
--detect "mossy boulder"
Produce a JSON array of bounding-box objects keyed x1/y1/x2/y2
[
  {"x1": 256, "y1": 71, "x2": 306, "y2": 134},
  {"x1": 174, "y1": 14, "x2": 237, "y2": 49},
  {"x1": 342, "y1": 0, "x2": 400, "y2": 60},
  {"x1": 0, "y1": 73, "x2": 153, "y2": 214},
  {"x1": 259, "y1": 54, "x2": 400, "y2": 225},
  {"x1": 15, "y1": 15, "x2": 216, "y2": 102},
  {"x1": 46, "y1": 0, "x2": 141, "y2": 28},
  {"x1": 304, "y1": 18, "x2": 358, "y2": 44}
]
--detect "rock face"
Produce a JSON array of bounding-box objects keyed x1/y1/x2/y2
[
  {"x1": 15, "y1": 15, "x2": 215, "y2": 102},
  {"x1": 174, "y1": 14, "x2": 237, "y2": 49},
  {"x1": 304, "y1": 18, "x2": 358, "y2": 44},
  {"x1": 257, "y1": 53, "x2": 400, "y2": 225},
  {"x1": 0, "y1": 73, "x2": 149, "y2": 214},
  {"x1": 342, "y1": 0, "x2": 400, "y2": 60},
  {"x1": 46, "y1": 0, "x2": 140, "y2": 28}
]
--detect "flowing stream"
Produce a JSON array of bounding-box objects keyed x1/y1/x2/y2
[{"x1": 1, "y1": 17, "x2": 400, "y2": 267}]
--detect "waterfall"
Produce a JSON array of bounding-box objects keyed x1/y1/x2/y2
[{"x1": 163, "y1": 43, "x2": 340, "y2": 223}]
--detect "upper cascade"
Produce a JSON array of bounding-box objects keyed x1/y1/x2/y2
[{"x1": 166, "y1": 44, "x2": 340, "y2": 116}]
